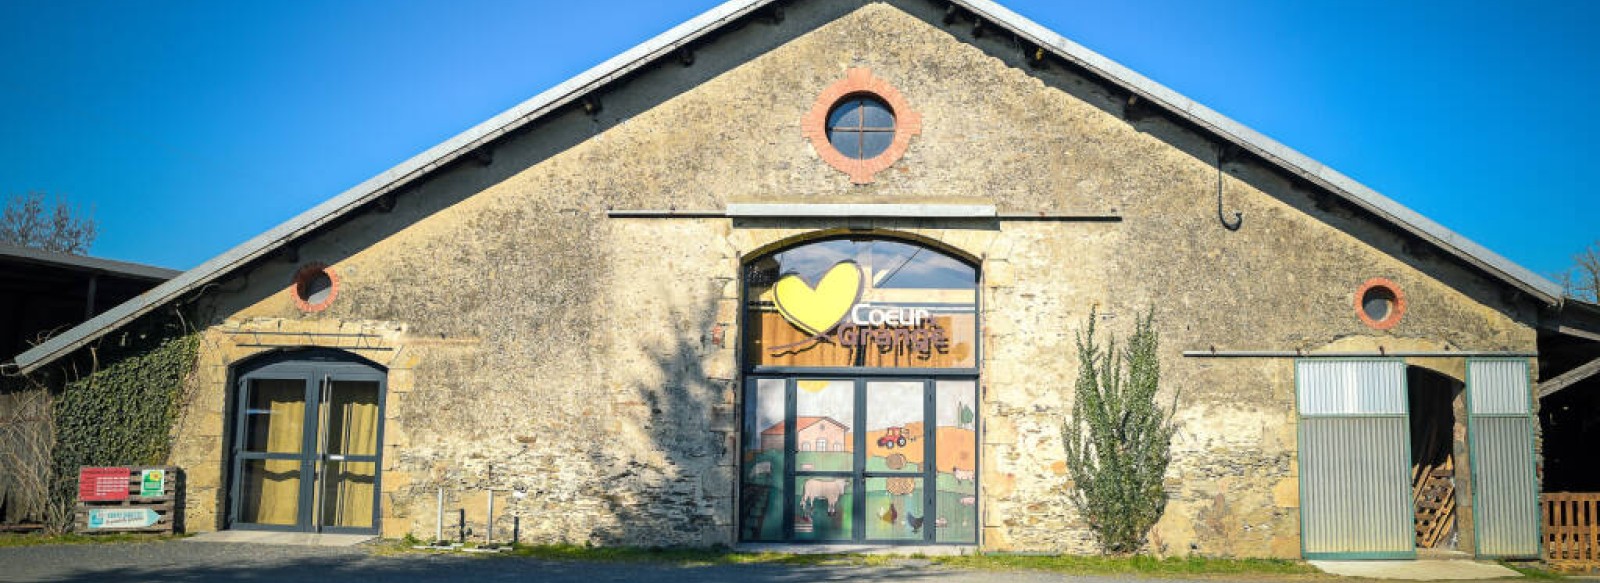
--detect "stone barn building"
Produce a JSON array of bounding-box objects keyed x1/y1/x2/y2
[{"x1": 4, "y1": 0, "x2": 1578, "y2": 560}]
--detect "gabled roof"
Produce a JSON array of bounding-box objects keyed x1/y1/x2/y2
[
  {"x1": 763, "y1": 417, "x2": 849, "y2": 435},
  {"x1": 7, "y1": 0, "x2": 1565, "y2": 374}
]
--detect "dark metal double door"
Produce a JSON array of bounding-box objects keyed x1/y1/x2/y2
[
  {"x1": 229, "y1": 357, "x2": 384, "y2": 534},
  {"x1": 744, "y1": 376, "x2": 978, "y2": 544}
]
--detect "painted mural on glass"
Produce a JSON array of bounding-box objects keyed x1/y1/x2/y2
[
  {"x1": 792, "y1": 380, "x2": 854, "y2": 540},
  {"x1": 935, "y1": 380, "x2": 977, "y2": 542},
  {"x1": 741, "y1": 379, "x2": 785, "y2": 541},
  {"x1": 745, "y1": 238, "x2": 978, "y2": 369},
  {"x1": 740, "y1": 377, "x2": 979, "y2": 543},
  {"x1": 741, "y1": 238, "x2": 978, "y2": 544}
]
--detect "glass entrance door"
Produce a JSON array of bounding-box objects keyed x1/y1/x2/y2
[
  {"x1": 230, "y1": 355, "x2": 384, "y2": 533},
  {"x1": 236, "y1": 377, "x2": 309, "y2": 527},
  {"x1": 315, "y1": 379, "x2": 380, "y2": 530},
  {"x1": 741, "y1": 376, "x2": 977, "y2": 544}
]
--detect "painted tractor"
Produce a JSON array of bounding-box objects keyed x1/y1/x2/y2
[{"x1": 877, "y1": 426, "x2": 912, "y2": 449}]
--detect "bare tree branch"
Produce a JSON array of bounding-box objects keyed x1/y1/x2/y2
[
  {"x1": 1, "y1": 192, "x2": 98, "y2": 255},
  {"x1": 1564, "y1": 241, "x2": 1600, "y2": 303}
]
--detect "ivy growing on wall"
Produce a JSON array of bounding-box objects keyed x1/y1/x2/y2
[{"x1": 43, "y1": 316, "x2": 198, "y2": 531}]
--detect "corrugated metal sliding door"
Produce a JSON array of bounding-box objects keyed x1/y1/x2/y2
[
  {"x1": 1468, "y1": 359, "x2": 1540, "y2": 558},
  {"x1": 1296, "y1": 359, "x2": 1416, "y2": 559}
]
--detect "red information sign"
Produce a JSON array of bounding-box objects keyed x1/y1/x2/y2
[{"x1": 78, "y1": 467, "x2": 131, "y2": 502}]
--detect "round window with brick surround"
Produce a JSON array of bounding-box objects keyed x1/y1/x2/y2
[
  {"x1": 826, "y1": 96, "x2": 895, "y2": 160},
  {"x1": 801, "y1": 68, "x2": 922, "y2": 184},
  {"x1": 1355, "y1": 278, "x2": 1405, "y2": 330},
  {"x1": 291, "y1": 263, "x2": 340, "y2": 312}
]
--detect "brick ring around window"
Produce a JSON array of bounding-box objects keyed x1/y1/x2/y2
[
  {"x1": 801, "y1": 68, "x2": 922, "y2": 184},
  {"x1": 291, "y1": 262, "x2": 340, "y2": 313},
  {"x1": 1355, "y1": 277, "x2": 1405, "y2": 330}
]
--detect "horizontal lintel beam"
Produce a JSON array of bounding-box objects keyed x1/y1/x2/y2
[
  {"x1": 607, "y1": 206, "x2": 1120, "y2": 221},
  {"x1": 1183, "y1": 350, "x2": 1535, "y2": 358}
]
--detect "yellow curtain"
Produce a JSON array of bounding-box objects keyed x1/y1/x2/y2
[
  {"x1": 247, "y1": 380, "x2": 304, "y2": 525},
  {"x1": 324, "y1": 381, "x2": 378, "y2": 528}
]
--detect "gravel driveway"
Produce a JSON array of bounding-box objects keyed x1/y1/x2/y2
[{"x1": 0, "y1": 541, "x2": 1220, "y2": 583}]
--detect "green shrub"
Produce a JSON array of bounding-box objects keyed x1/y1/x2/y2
[{"x1": 1060, "y1": 306, "x2": 1178, "y2": 554}]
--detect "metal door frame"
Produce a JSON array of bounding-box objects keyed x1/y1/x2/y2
[
  {"x1": 750, "y1": 373, "x2": 978, "y2": 545},
  {"x1": 1465, "y1": 358, "x2": 1542, "y2": 559},
  {"x1": 736, "y1": 233, "x2": 984, "y2": 545},
  {"x1": 226, "y1": 350, "x2": 386, "y2": 534}
]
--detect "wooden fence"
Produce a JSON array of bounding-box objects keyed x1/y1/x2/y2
[{"x1": 1544, "y1": 493, "x2": 1600, "y2": 570}]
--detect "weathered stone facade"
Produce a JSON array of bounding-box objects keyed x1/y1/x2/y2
[{"x1": 151, "y1": 0, "x2": 1539, "y2": 558}]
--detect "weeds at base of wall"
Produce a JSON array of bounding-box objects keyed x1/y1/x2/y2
[
  {"x1": 37, "y1": 316, "x2": 200, "y2": 533},
  {"x1": 0, "y1": 532, "x2": 188, "y2": 548},
  {"x1": 379, "y1": 539, "x2": 1319, "y2": 575}
]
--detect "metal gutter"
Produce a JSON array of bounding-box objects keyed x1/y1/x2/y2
[
  {"x1": 1549, "y1": 298, "x2": 1600, "y2": 341},
  {"x1": 10, "y1": 0, "x2": 1562, "y2": 372},
  {"x1": 953, "y1": 0, "x2": 1563, "y2": 304}
]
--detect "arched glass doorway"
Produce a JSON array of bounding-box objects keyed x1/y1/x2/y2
[
  {"x1": 739, "y1": 236, "x2": 979, "y2": 544},
  {"x1": 227, "y1": 349, "x2": 385, "y2": 534}
]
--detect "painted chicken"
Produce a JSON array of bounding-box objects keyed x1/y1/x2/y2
[
  {"x1": 878, "y1": 502, "x2": 898, "y2": 524},
  {"x1": 905, "y1": 510, "x2": 924, "y2": 533}
]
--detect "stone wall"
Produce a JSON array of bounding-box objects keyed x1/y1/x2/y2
[{"x1": 160, "y1": 0, "x2": 1538, "y2": 556}]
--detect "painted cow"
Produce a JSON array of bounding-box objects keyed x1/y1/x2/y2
[{"x1": 800, "y1": 478, "x2": 848, "y2": 517}]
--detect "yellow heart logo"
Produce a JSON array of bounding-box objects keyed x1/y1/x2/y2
[{"x1": 773, "y1": 261, "x2": 863, "y2": 336}]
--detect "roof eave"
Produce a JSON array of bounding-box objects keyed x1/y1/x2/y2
[
  {"x1": 13, "y1": 0, "x2": 1562, "y2": 374},
  {"x1": 0, "y1": 243, "x2": 181, "y2": 281},
  {"x1": 952, "y1": 0, "x2": 1562, "y2": 305},
  {"x1": 10, "y1": 0, "x2": 777, "y2": 375}
]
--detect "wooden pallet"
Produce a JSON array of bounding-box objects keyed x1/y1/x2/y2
[
  {"x1": 1413, "y1": 458, "x2": 1456, "y2": 548},
  {"x1": 73, "y1": 466, "x2": 181, "y2": 535},
  {"x1": 1545, "y1": 492, "x2": 1600, "y2": 571}
]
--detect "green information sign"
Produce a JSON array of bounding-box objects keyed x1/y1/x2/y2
[
  {"x1": 139, "y1": 469, "x2": 165, "y2": 497},
  {"x1": 87, "y1": 508, "x2": 159, "y2": 530}
]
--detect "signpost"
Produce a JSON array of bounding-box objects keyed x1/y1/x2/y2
[
  {"x1": 140, "y1": 469, "x2": 165, "y2": 497},
  {"x1": 86, "y1": 508, "x2": 161, "y2": 530},
  {"x1": 78, "y1": 467, "x2": 131, "y2": 502},
  {"x1": 74, "y1": 466, "x2": 179, "y2": 534}
]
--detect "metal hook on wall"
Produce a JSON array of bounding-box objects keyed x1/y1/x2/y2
[{"x1": 1215, "y1": 143, "x2": 1243, "y2": 231}]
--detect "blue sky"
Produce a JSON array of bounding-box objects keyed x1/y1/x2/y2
[{"x1": 2, "y1": 1, "x2": 1596, "y2": 283}]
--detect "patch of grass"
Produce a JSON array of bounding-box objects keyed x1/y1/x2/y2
[
  {"x1": 0, "y1": 532, "x2": 185, "y2": 547},
  {"x1": 388, "y1": 540, "x2": 1320, "y2": 577},
  {"x1": 1500, "y1": 562, "x2": 1566, "y2": 580},
  {"x1": 935, "y1": 553, "x2": 1320, "y2": 577},
  {"x1": 504, "y1": 543, "x2": 850, "y2": 567}
]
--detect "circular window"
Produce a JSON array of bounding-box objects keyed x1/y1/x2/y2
[
  {"x1": 826, "y1": 95, "x2": 895, "y2": 160},
  {"x1": 1355, "y1": 278, "x2": 1405, "y2": 330},
  {"x1": 800, "y1": 68, "x2": 922, "y2": 184},
  {"x1": 291, "y1": 263, "x2": 340, "y2": 312}
]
